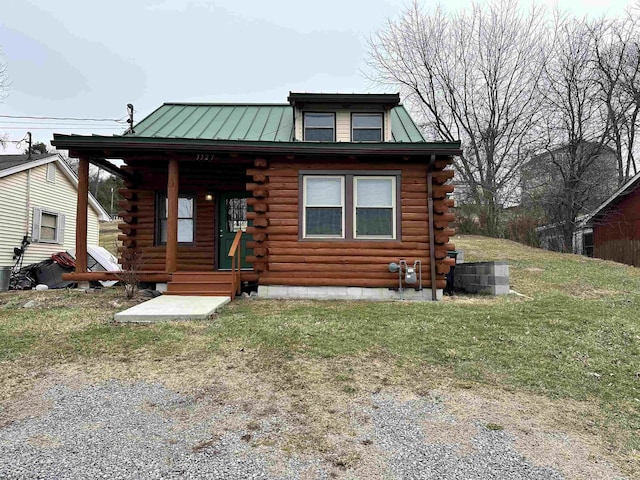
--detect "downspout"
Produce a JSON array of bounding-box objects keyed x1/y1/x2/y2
[{"x1": 427, "y1": 155, "x2": 438, "y2": 301}]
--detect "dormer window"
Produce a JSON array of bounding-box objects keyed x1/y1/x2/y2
[
  {"x1": 352, "y1": 113, "x2": 383, "y2": 142},
  {"x1": 304, "y1": 112, "x2": 335, "y2": 141}
]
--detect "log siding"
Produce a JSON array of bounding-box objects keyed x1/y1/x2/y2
[
  {"x1": 115, "y1": 155, "x2": 455, "y2": 290},
  {"x1": 249, "y1": 159, "x2": 455, "y2": 289}
]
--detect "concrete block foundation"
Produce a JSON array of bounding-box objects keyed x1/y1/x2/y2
[
  {"x1": 258, "y1": 285, "x2": 443, "y2": 301},
  {"x1": 452, "y1": 261, "x2": 510, "y2": 295}
]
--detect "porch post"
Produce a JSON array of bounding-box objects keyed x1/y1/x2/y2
[
  {"x1": 166, "y1": 158, "x2": 179, "y2": 273},
  {"x1": 75, "y1": 156, "x2": 89, "y2": 273}
]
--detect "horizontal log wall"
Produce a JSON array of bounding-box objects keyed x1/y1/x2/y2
[
  {"x1": 250, "y1": 159, "x2": 455, "y2": 289},
  {"x1": 114, "y1": 154, "x2": 456, "y2": 289}
]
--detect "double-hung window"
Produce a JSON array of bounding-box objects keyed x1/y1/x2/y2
[
  {"x1": 352, "y1": 113, "x2": 383, "y2": 142},
  {"x1": 32, "y1": 207, "x2": 65, "y2": 244},
  {"x1": 301, "y1": 173, "x2": 398, "y2": 240},
  {"x1": 304, "y1": 113, "x2": 335, "y2": 141},
  {"x1": 303, "y1": 176, "x2": 344, "y2": 238},
  {"x1": 354, "y1": 177, "x2": 395, "y2": 238},
  {"x1": 157, "y1": 195, "x2": 195, "y2": 244}
]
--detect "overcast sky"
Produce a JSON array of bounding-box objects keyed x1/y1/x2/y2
[{"x1": 0, "y1": 0, "x2": 634, "y2": 154}]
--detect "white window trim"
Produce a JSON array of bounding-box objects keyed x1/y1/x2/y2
[
  {"x1": 302, "y1": 176, "x2": 345, "y2": 239},
  {"x1": 32, "y1": 207, "x2": 66, "y2": 244},
  {"x1": 353, "y1": 176, "x2": 396, "y2": 240}
]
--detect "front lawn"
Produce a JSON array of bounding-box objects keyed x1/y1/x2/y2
[{"x1": 0, "y1": 235, "x2": 638, "y2": 476}]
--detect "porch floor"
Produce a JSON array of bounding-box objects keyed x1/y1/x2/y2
[{"x1": 114, "y1": 295, "x2": 230, "y2": 323}]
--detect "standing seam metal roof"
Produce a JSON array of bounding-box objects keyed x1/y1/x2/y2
[
  {"x1": 126, "y1": 103, "x2": 426, "y2": 143},
  {"x1": 129, "y1": 104, "x2": 294, "y2": 142}
]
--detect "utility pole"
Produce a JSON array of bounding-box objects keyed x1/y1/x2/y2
[
  {"x1": 110, "y1": 186, "x2": 114, "y2": 219},
  {"x1": 26, "y1": 132, "x2": 32, "y2": 160}
]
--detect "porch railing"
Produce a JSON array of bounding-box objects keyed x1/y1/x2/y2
[{"x1": 228, "y1": 230, "x2": 243, "y2": 299}]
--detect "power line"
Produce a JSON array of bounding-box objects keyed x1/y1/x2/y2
[
  {"x1": 0, "y1": 114, "x2": 126, "y2": 122},
  {"x1": 0, "y1": 126, "x2": 124, "y2": 130},
  {"x1": 0, "y1": 121, "x2": 127, "y2": 127}
]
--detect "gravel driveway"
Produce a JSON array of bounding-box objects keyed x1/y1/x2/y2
[{"x1": 0, "y1": 378, "x2": 617, "y2": 480}]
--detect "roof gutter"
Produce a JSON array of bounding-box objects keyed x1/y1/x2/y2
[{"x1": 52, "y1": 136, "x2": 462, "y2": 158}]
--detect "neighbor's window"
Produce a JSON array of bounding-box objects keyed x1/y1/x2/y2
[
  {"x1": 352, "y1": 113, "x2": 383, "y2": 142},
  {"x1": 304, "y1": 112, "x2": 335, "y2": 141},
  {"x1": 303, "y1": 176, "x2": 344, "y2": 238},
  {"x1": 32, "y1": 207, "x2": 65, "y2": 244},
  {"x1": 354, "y1": 176, "x2": 395, "y2": 238},
  {"x1": 157, "y1": 195, "x2": 195, "y2": 244}
]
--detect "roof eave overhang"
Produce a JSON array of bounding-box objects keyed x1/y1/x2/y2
[
  {"x1": 52, "y1": 135, "x2": 462, "y2": 158},
  {"x1": 287, "y1": 92, "x2": 401, "y2": 108}
]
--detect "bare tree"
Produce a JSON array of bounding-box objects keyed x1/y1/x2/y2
[
  {"x1": 0, "y1": 47, "x2": 11, "y2": 149},
  {"x1": 0, "y1": 47, "x2": 8, "y2": 102},
  {"x1": 590, "y1": 15, "x2": 640, "y2": 184},
  {"x1": 537, "y1": 16, "x2": 617, "y2": 251},
  {"x1": 367, "y1": 0, "x2": 549, "y2": 234}
]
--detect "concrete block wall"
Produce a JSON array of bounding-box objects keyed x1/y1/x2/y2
[{"x1": 452, "y1": 261, "x2": 509, "y2": 295}]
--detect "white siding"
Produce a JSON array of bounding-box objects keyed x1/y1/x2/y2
[
  {"x1": 294, "y1": 108, "x2": 303, "y2": 141},
  {"x1": 335, "y1": 110, "x2": 351, "y2": 142},
  {"x1": 0, "y1": 171, "x2": 29, "y2": 267},
  {"x1": 0, "y1": 161, "x2": 101, "y2": 267},
  {"x1": 384, "y1": 111, "x2": 391, "y2": 141}
]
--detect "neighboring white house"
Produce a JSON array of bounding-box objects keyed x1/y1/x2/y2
[{"x1": 0, "y1": 154, "x2": 109, "y2": 267}]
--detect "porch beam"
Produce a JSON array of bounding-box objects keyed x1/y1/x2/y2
[
  {"x1": 166, "y1": 157, "x2": 179, "y2": 273},
  {"x1": 75, "y1": 156, "x2": 89, "y2": 273}
]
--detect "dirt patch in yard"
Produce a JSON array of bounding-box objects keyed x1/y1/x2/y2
[
  {"x1": 1, "y1": 349, "x2": 629, "y2": 479},
  {"x1": 0, "y1": 370, "x2": 92, "y2": 428},
  {"x1": 441, "y1": 387, "x2": 626, "y2": 480}
]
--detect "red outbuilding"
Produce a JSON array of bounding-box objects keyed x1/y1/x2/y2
[{"x1": 585, "y1": 172, "x2": 640, "y2": 267}]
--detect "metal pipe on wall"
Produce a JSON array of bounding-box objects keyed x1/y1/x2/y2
[{"x1": 427, "y1": 155, "x2": 437, "y2": 301}]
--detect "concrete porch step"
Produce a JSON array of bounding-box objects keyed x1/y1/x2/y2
[{"x1": 114, "y1": 295, "x2": 230, "y2": 322}]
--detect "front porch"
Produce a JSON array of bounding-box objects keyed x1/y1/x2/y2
[{"x1": 62, "y1": 153, "x2": 260, "y2": 300}]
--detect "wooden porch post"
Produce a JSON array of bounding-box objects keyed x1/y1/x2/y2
[
  {"x1": 75, "y1": 157, "x2": 89, "y2": 273},
  {"x1": 166, "y1": 158, "x2": 179, "y2": 273}
]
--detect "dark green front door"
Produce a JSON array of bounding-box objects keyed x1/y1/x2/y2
[{"x1": 218, "y1": 192, "x2": 252, "y2": 269}]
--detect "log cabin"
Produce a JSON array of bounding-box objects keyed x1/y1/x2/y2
[{"x1": 52, "y1": 92, "x2": 461, "y2": 300}]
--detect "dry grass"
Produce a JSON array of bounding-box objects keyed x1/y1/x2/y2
[
  {"x1": 0, "y1": 344, "x2": 627, "y2": 479},
  {"x1": 453, "y1": 234, "x2": 640, "y2": 298},
  {"x1": 99, "y1": 220, "x2": 121, "y2": 255},
  {"x1": 1, "y1": 235, "x2": 639, "y2": 477}
]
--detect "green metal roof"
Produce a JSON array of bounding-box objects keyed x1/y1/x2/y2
[
  {"x1": 125, "y1": 103, "x2": 426, "y2": 143},
  {"x1": 128, "y1": 104, "x2": 294, "y2": 141},
  {"x1": 390, "y1": 106, "x2": 425, "y2": 142}
]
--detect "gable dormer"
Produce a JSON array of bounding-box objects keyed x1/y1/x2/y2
[{"x1": 287, "y1": 92, "x2": 401, "y2": 143}]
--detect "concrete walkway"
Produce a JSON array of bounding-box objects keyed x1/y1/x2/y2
[{"x1": 114, "y1": 295, "x2": 230, "y2": 322}]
